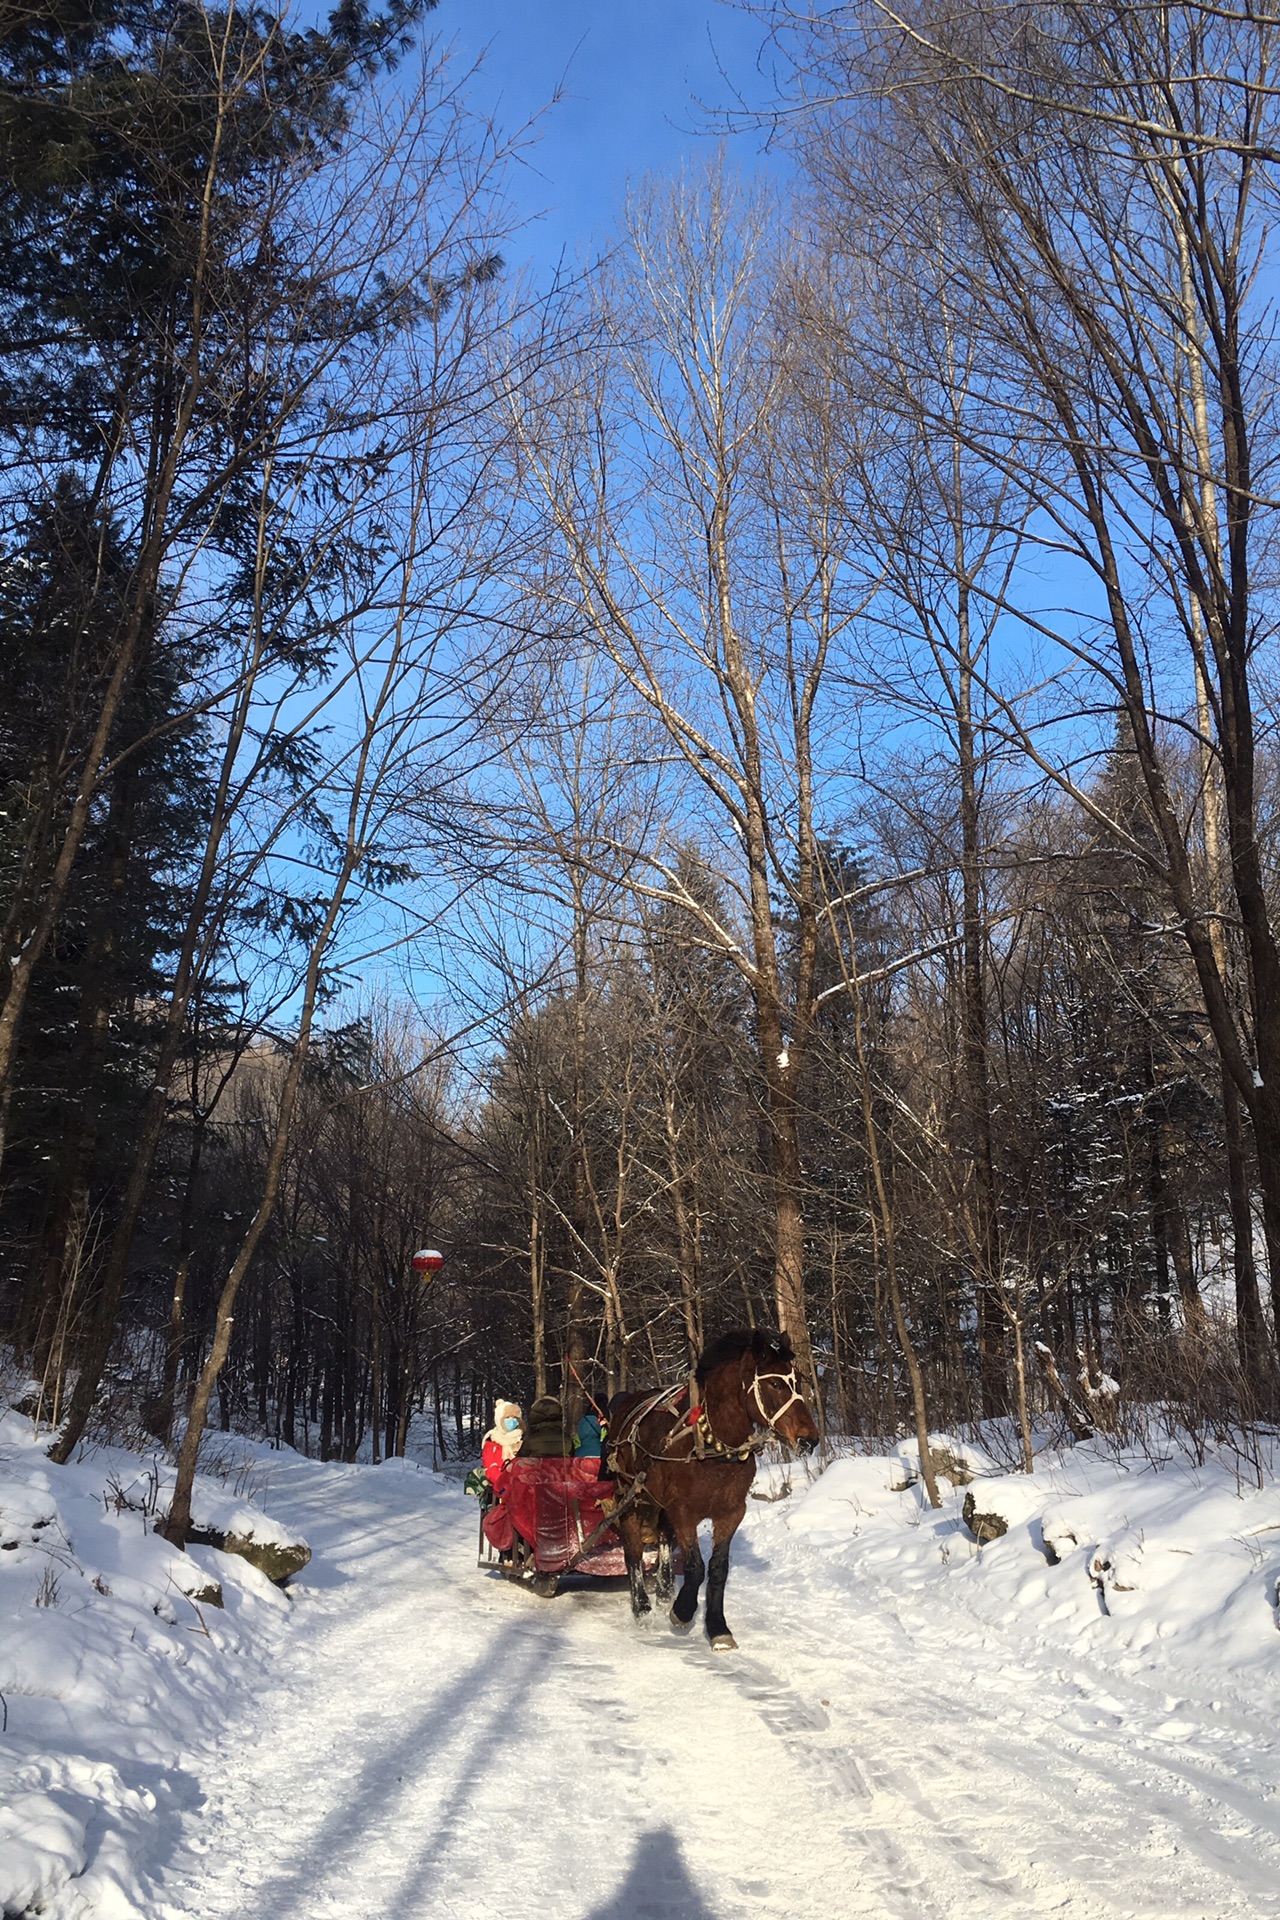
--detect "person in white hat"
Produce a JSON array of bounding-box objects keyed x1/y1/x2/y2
[{"x1": 481, "y1": 1399, "x2": 524, "y2": 1494}]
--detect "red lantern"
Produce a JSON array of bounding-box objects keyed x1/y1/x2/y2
[{"x1": 412, "y1": 1247, "x2": 444, "y2": 1280}]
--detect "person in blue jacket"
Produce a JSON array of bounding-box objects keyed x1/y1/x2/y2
[{"x1": 574, "y1": 1410, "x2": 605, "y2": 1466}]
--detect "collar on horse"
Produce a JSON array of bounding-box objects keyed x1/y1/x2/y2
[{"x1": 688, "y1": 1400, "x2": 756, "y2": 1462}]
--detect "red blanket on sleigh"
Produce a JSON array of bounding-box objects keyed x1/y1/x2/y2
[{"x1": 481, "y1": 1456, "x2": 618, "y2": 1572}]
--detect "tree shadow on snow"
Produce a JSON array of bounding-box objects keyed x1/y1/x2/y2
[
  {"x1": 586, "y1": 1827, "x2": 722, "y2": 1919},
  {"x1": 183, "y1": 1618, "x2": 545, "y2": 1918},
  {"x1": 162, "y1": 1609, "x2": 729, "y2": 1918}
]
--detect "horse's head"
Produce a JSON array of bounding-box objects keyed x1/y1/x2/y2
[{"x1": 742, "y1": 1331, "x2": 820, "y2": 1454}]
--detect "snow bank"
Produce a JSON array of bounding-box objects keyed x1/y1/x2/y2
[
  {"x1": 0, "y1": 1413, "x2": 296, "y2": 1919},
  {"x1": 784, "y1": 1429, "x2": 1280, "y2": 1682}
]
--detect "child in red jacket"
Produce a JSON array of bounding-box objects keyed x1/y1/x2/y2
[{"x1": 481, "y1": 1399, "x2": 524, "y2": 1497}]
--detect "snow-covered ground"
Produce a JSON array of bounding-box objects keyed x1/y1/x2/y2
[
  {"x1": 0, "y1": 1412, "x2": 299, "y2": 1919},
  {"x1": 4, "y1": 1412, "x2": 1280, "y2": 1918}
]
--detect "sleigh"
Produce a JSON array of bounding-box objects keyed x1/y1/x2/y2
[{"x1": 478, "y1": 1455, "x2": 663, "y2": 1596}]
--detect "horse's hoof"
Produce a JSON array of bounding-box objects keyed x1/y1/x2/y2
[
  {"x1": 709, "y1": 1632, "x2": 738, "y2": 1651},
  {"x1": 669, "y1": 1607, "x2": 695, "y2": 1632}
]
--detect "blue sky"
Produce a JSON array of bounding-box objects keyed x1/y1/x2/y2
[{"x1": 437, "y1": 2, "x2": 780, "y2": 275}]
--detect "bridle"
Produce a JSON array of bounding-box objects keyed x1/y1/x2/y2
[{"x1": 748, "y1": 1366, "x2": 805, "y2": 1435}]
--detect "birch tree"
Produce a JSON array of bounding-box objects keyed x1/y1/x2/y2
[{"x1": 46, "y1": 43, "x2": 509, "y2": 1462}]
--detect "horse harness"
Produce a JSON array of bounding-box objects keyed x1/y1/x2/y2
[{"x1": 612, "y1": 1365, "x2": 804, "y2": 1468}]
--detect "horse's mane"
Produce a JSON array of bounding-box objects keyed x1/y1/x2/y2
[{"x1": 696, "y1": 1326, "x2": 794, "y2": 1385}]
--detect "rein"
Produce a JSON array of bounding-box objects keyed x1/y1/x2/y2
[{"x1": 568, "y1": 1359, "x2": 609, "y2": 1424}]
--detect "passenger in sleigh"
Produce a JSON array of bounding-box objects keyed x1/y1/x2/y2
[
  {"x1": 574, "y1": 1410, "x2": 605, "y2": 1467},
  {"x1": 520, "y1": 1395, "x2": 573, "y2": 1457},
  {"x1": 479, "y1": 1396, "x2": 565, "y2": 1558},
  {"x1": 480, "y1": 1399, "x2": 524, "y2": 1498},
  {"x1": 474, "y1": 1400, "x2": 523, "y2": 1550}
]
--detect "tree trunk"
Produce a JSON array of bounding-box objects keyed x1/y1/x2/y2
[
  {"x1": 755, "y1": 978, "x2": 816, "y2": 1389},
  {"x1": 956, "y1": 576, "x2": 1006, "y2": 1417},
  {"x1": 370, "y1": 1272, "x2": 383, "y2": 1466},
  {"x1": 853, "y1": 984, "x2": 940, "y2": 1506},
  {"x1": 160, "y1": 829, "x2": 357, "y2": 1538}
]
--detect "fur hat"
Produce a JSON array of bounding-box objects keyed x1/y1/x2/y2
[{"x1": 484, "y1": 1398, "x2": 524, "y2": 1460}]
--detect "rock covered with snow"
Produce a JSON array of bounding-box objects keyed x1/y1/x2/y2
[
  {"x1": 960, "y1": 1473, "x2": 1053, "y2": 1545},
  {"x1": 889, "y1": 1431, "x2": 998, "y2": 1489},
  {"x1": 89, "y1": 1446, "x2": 313, "y2": 1585}
]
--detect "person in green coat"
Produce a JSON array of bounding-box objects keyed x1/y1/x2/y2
[{"x1": 521, "y1": 1395, "x2": 572, "y2": 1457}]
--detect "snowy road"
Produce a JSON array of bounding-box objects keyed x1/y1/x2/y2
[{"x1": 154, "y1": 1458, "x2": 1280, "y2": 1920}]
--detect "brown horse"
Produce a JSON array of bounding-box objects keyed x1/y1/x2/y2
[{"x1": 607, "y1": 1328, "x2": 819, "y2": 1650}]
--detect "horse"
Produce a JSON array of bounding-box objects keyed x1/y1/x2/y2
[{"x1": 606, "y1": 1327, "x2": 819, "y2": 1650}]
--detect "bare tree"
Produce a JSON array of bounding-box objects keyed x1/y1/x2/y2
[
  {"x1": 48, "y1": 48, "x2": 511, "y2": 1464},
  {"x1": 509, "y1": 164, "x2": 868, "y2": 1386},
  {"x1": 159, "y1": 361, "x2": 500, "y2": 1534},
  {"x1": 775, "y1": 0, "x2": 1280, "y2": 1374},
  {"x1": 791, "y1": 225, "x2": 1035, "y2": 1415}
]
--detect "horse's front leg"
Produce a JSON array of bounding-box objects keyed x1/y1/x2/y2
[
  {"x1": 618, "y1": 1508, "x2": 651, "y2": 1620},
  {"x1": 654, "y1": 1523, "x2": 677, "y2": 1608},
  {"x1": 668, "y1": 1509, "x2": 704, "y2": 1631},
  {"x1": 704, "y1": 1502, "x2": 747, "y2": 1651}
]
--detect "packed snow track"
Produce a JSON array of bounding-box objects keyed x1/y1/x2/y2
[{"x1": 149, "y1": 1453, "x2": 1280, "y2": 1920}]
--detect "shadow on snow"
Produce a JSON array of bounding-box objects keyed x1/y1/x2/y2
[{"x1": 585, "y1": 1826, "x2": 723, "y2": 1919}]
